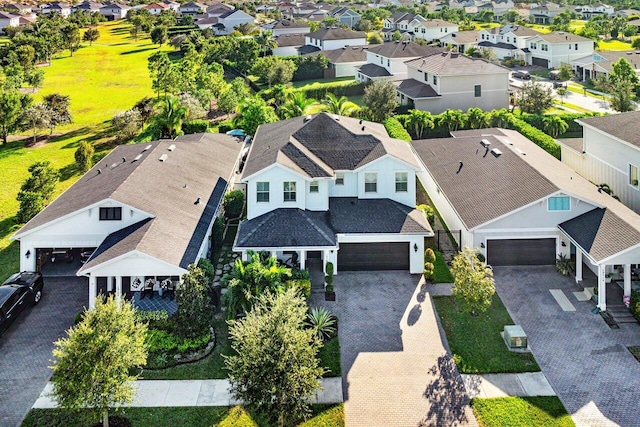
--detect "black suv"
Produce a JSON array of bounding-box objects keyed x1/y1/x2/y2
[{"x1": 0, "y1": 272, "x2": 44, "y2": 335}]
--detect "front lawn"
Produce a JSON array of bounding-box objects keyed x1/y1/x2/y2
[
  {"x1": 433, "y1": 295, "x2": 539, "y2": 373},
  {"x1": 471, "y1": 397, "x2": 575, "y2": 427},
  {"x1": 432, "y1": 250, "x2": 454, "y2": 283},
  {"x1": 22, "y1": 404, "x2": 345, "y2": 427}
]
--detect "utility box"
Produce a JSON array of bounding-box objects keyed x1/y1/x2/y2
[{"x1": 503, "y1": 325, "x2": 527, "y2": 349}]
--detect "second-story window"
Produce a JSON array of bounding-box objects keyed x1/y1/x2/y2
[
  {"x1": 99, "y1": 207, "x2": 122, "y2": 221},
  {"x1": 474, "y1": 85, "x2": 481, "y2": 97},
  {"x1": 336, "y1": 172, "x2": 345, "y2": 185},
  {"x1": 283, "y1": 181, "x2": 296, "y2": 202},
  {"x1": 364, "y1": 172, "x2": 377, "y2": 193},
  {"x1": 424, "y1": 72, "x2": 429, "y2": 82},
  {"x1": 433, "y1": 75, "x2": 438, "y2": 85},
  {"x1": 310, "y1": 181, "x2": 319, "y2": 193},
  {"x1": 395, "y1": 172, "x2": 408, "y2": 192},
  {"x1": 256, "y1": 182, "x2": 269, "y2": 202}
]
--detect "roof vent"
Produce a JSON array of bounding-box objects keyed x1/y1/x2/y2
[
  {"x1": 194, "y1": 197, "x2": 201, "y2": 205},
  {"x1": 304, "y1": 115, "x2": 312, "y2": 122},
  {"x1": 481, "y1": 138, "x2": 491, "y2": 147},
  {"x1": 122, "y1": 157, "x2": 126, "y2": 163},
  {"x1": 359, "y1": 119, "x2": 363, "y2": 124},
  {"x1": 143, "y1": 144, "x2": 152, "y2": 152},
  {"x1": 133, "y1": 154, "x2": 143, "y2": 162},
  {"x1": 97, "y1": 169, "x2": 102, "y2": 174},
  {"x1": 456, "y1": 161, "x2": 463, "y2": 174},
  {"x1": 491, "y1": 148, "x2": 503, "y2": 157},
  {"x1": 361, "y1": 126, "x2": 365, "y2": 131},
  {"x1": 333, "y1": 115, "x2": 339, "y2": 121},
  {"x1": 159, "y1": 154, "x2": 168, "y2": 162},
  {"x1": 515, "y1": 148, "x2": 526, "y2": 155},
  {"x1": 168, "y1": 144, "x2": 176, "y2": 151}
]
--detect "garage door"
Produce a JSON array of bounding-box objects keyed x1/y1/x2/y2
[
  {"x1": 338, "y1": 242, "x2": 409, "y2": 271},
  {"x1": 486, "y1": 239, "x2": 556, "y2": 266},
  {"x1": 531, "y1": 57, "x2": 549, "y2": 68}
]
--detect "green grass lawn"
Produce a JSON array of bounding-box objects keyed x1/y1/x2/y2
[
  {"x1": 526, "y1": 24, "x2": 551, "y2": 34},
  {"x1": 0, "y1": 21, "x2": 172, "y2": 282},
  {"x1": 554, "y1": 100, "x2": 594, "y2": 113},
  {"x1": 432, "y1": 250, "x2": 453, "y2": 283},
  {"x1": 290, "y1": 76, "x2": 355, "y2": 89},
  {"x1": 433, "y1": 295, "x2": 539, "y2": 373},
  {"x1": 22, "y1": 404, "x2": 345, "y2": 427},
  {"x1": 597, "y1": 39, "x2": 633, "y2": 51},
  {"x1": 471, "y1": 397, "x2": 575, "y2": 427},
  {"x1": 318, "y1": 337, "x2": 342, "y2": 377}
]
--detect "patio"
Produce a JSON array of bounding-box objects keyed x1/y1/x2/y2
[{"x1": 131, "y1": 292, "x2": 177, "y2": 314}]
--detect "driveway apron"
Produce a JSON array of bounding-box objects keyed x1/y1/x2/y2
[
  {"x1": 0, "y1": 276, "x2": 87, "y2": 427},
  {"x1": 311, "y1": 271, "x2": 476, "y2": 427},
  {"x1": 494, "y1": 266, "x2": 640, "y2": 427}
]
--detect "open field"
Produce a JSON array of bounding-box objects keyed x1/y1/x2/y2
[
  {"x1": 0, "y1": 21, "x2": 172, "y2": 281},
  {"x1": 597, "y1": 39, "x2": 634, "y2": 51}
]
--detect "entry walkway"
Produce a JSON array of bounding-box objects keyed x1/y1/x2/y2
[
  {"x1": 461, "y1": 372, "x2": 555, "y2": 399},
  {"x1": 33, "y1": 378, "x2": 343, "y2": 409}
]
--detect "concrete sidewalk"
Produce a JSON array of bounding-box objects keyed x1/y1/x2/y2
[
  {"x1": 461, "y1": 372, "x2": 556, "y2": 399},
  {"x1": 33, "y1": 378, "x2": 343, "y2": 409}
]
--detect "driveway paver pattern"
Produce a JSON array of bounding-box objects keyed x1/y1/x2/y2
[
  {"x1": 0, "y1": 276, "x2": 87, "y2": 427},
  {"x1": 311, "y1": 272, "x2": 476, "y2": 427},
  {"x1": 494, "y1": 266, "x2": 640, "y2": 427}
]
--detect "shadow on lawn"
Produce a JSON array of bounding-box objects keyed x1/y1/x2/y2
[
  {"x1": 0, "y1": 139, "x2": 29, "y2": 160},
  {"x1": 120, "y1": 47, "x2": 159, "y2": 55}
]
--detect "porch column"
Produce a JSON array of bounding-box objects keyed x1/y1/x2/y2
[
  {"x1": 89, "y1": 275, "x2": 97, "y2": 309},
  {"x1": 271, "y1": 250, "x2": 277, "y2": 259},
  {"x1": 575, "y1": 250, "x2": 583, "y2": 283},
  {"x1": 624, "y1": 264, "x2": 632, "y2": 298},
  {"x1": 115, "y1": 276, "x2": 122, "y2": 309},
  {"x1": 299, "y1": 250, "x2": 306, "y2": 270},
  {"x1": 597, "y1": 265, "x2": 607, "y2": 311}
]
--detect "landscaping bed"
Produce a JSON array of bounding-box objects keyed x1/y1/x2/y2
[
  {"x1": 432, "y1": 250, "x2": 454, "y2": 283},
  {"x1": 22, "y1": 404, "x2": 344, "y2": 427},
  {"x1": 318, "y1": 337, "x2": 341, "y2": 377},
  {"x1": 434, "y1": 295, "x2": 539, "y2": 373},
  {"x1": 471, "y1": 397, "x2": 575, "y2": 427}
]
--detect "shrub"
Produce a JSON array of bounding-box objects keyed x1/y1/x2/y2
[
  {"x1": 307, "y1": 307, "x2": 337, "y2": 342},
  {"x1": 174, "y1": 264, "x2": 213, "y2": 338},
  {"x1": 197, "y1": 258, "x2": 215, "y2": 284},
  {"x1": 182, "y1": 119, "x2": 209, "y2": 134},
  {"x1": 223, "y1": 190, "x2": 245, "y2": 219},
  {"x1": 211, "y1": 216, "x2": 225, "y2": 253},
  {"x1": 630, "y1": 290, "x2": 640, "y2": 322},
  {"x1": 383, "y1": 117, "x2": 411, "y2": 141},
  {"x1": 74, "y1": 141, "x2": 94, "y2": 173},
  {"x1": 286, "y1": 278, "x2": 311, "y2": 299},
  {"x1": 145, "y1": 328, "x2": 210, "y2": 355},
  {"x1": 417, "y1": 204, "x2": 435, "y2": 226},
  {"x1": 217, "y1": 119, "x2": 234, "y2": 133},
  {"x1": 424, "y1": 248, "x2": 436, "y2": 263},
  {"x1": 424, "y1": 261, "x2": 434, "y2": 279},
  {"x1": 506, "y1": 115, "x2": 561, "y2": 159}
]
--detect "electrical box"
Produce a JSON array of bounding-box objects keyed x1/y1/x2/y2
[{"x1": 504, "y1": 325, "x2": 527, "y2": 349}]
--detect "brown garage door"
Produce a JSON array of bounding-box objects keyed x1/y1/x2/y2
[
  {"x1": 338, "y1": 242, "x2": 409, "y2": 271},
  {"x1": 487, "y1": 238, "x2": 556, "y2": 266},
  {"x1": 531, "y1": 57, "x2": 549, "y2": 68}
]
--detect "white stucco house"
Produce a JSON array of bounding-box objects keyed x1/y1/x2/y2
[
  {"x1": 307, "y1": 46, "x2": 368, "y2": 77},
  {"x1": 273, "y1": 34, "x2": 306, "y2": 56},
  {"x1": 529, "y1": 1, "x2": 564, "y2": 24},
  {"x1": 560, "y1": 112, "x2": 640, "y2": 215},
  {"x1": 571, "y1": 51, "x2": 640, "y2": 82},
  {"x1": 575, "y1": 3, "x2": 614, "y2": 19},
  {"x1": 12, "y1": 134, "x2": 243, "y2": 309},
  {"x1": 396, "y1": 51, "x2": 510, "y2": 114},
  {"x1": 412, "y1": 127, "x2": 640, "y2": 311},
  {"x1": 410, "y1": 19, "x2": 459, "y2": 42},
  {"x1": 179, "y1": 1, "x2": 203, "y2": 15},
  {"x1": 214, "y1": 9, "x2": 255, "y2": 35},
  {"x1": 99, "y1": 2, "x2": 129, "y2": 20},
  {"x1": 440, "y1": 30, "x2": 480, "y2": 53},
  {"x1": 261, "y1": 20, "x2": 310, "y2": 36},
  {"x1": 0, "y1": 12, "x2": 20, "y2": 30},
  {"x1": 304, "y1": 28, "x2": 367, "y2": 51},
  {"x1": 526, "y1": 31, "x2": 594, "y2": 68},
  {"x1": 478, "y1": 24, "x2": 539, "y2": 60},
  {"x1": 233, "y1": 113, "x2": 433, "y2": 274},
  {"x1": 41, "y1": 2, "x2": 71, "y2": 17},
  {"x1": 356, "y1": 41, "x2": 443, "y2": 83}
]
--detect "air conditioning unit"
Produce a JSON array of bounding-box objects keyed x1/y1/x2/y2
[{"x1": 503, "y1": 325, "x2": 527, "y2": 349}]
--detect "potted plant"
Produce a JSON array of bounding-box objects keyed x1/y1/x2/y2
[
  {"x1": 555, "y1": 253, "x2": 575, "y2": 276},
  {"x1": 324, "y1": 262, "x2": 335, "y2": 302},
  {"x1": 605, "y1": 273, "x2": 614, "y2": 284}
]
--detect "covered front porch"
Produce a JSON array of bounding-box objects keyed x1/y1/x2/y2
[{"x1": 85, "y1": 274, "x2": 181, "y2": 312}]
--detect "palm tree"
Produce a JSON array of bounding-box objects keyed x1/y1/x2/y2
[
  {"x1": 321, "y1": 93, "x2": 360, "y2": 117},
  {"x1": 489, "y1": 109, "x2": 511, "y2": 128},
  {"x1": 438, "y1": 109, "x2": 466, "y2": 132},
  {"x1": 155, "y1": 96, "x2": 187, "y2": 138},
  {"x1": 542, "y1": 115, "x2": 568, "y2": 138},
  {"x1": 255, "y1": 30, "x2": 277, "y2": 56},
  {"x1": 278, "y1": 92, "x2": 319, "y2": 119},
  {"x1": 466, "y1": 107, "x2": 489, "y2": 130},
  {"x1": 406, "y1": 109, "x2": 434, "y2": 139},
  {"x1": 234, "y1": 22, "x2": 256, "y2": 36}
]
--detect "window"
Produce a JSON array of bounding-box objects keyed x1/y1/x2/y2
[
  {"x1": 630, "y1": 164, "x2": 639, "y2": 189},
  {"x1": 283, "y1": 182, "x2": 296, "y2": 202},
  {"x1": 256, "y1": 182, "x2": 269, "y2": 202},
  {"x1": 575, "y1": 43, "x2": 578, "y2": 50},
  {"x1": 310, "y1": 181, "x2": 319, "y2": 193},
  {"x1": 99, "y1": 207, "x2": 121, "y2": 221},
  {"x1": 336, "y1": 172, "x2": 344, "y2": 185},
  {"x1": 395, "y1": 172, "x2": 408, "y2": 192},
  {"x1": 424, "y1": 72, "x2": 429, "y2": 82},
  {"x1": 364, "y1": 172, "x2": 377, "y2": 193},
  {"x1": 474, "y1": 85, "x2": 481, "y2": 97},
  {"x1": 548, "y1": 196, "x2": 570, "y2": 211},
  {"x1": 433, "y1": 75, "x2": 438, "y2": 85},
  {"x1": 531, "y1": 42, "x2": 537, "y2": 49},
  {"x1": 541, "y1": 44, "x2": 548, "y2": 51},
  {"x1": 387, "y1": 59, "x2": 390, "y2": 66}
]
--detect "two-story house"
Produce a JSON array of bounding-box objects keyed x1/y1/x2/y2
[
  {"x1": 11, "y1": 134, "x2": 243, "y2": 309},
  {"x1": 41, "y1": 2, "x2": 71, "y2": 17},
  {"x1": 526, "y1": 31, "x2": 594, "y2": 68},
  {"x1": 356, "y1": 41, "x2": 443, "y2": 83},
  {"x1": 274, "y1": 34, "x2": 306, "y2": 56},
  {"x1": 382, "y1": 12, "x2": 423, "y2": 40},
  {"x1": 439, "y1": 30, "x2": 480, "y2": 53},
  {"x1": 329, "y1": 7, "x2": 361, "y2": 28},
  {"x1": 476, "y1": 0, "x2": 515, "y2": 20},
  {"x1": 233, "y1": 113, "x2": 433, "y2": 274},
  {"x1": 304, "y1": 28, "x2": 367, "y2": 51},
  {"x1": 396, "y1": 51, "x2": 510, "y2": 114},
  {"x1": 73, "y1": 1, "x2": 104, "y2": 14},
  {"x1": 307, "y1": 46, "x2": 368, "y2": 77},
  {"x1": 179, "y1": 1, "x2": 204, "y2": 15},
  {"x1": 560, "y1": 111, "x2": 640, "y2": 214},
  {"x1": 410, "y1": 19, "x2": 459, "y2": 42},
  {"x1": 575, "y1": 3, "x2": 614, "y2": 19},
  {"x1": 0, "y1": 11, "x2": 20, "y2": 29},
  {"x1": 213, "y1": 9, "x2": 255, "y2": 35},
  {"x1": 144, "y1": 2, "x2": 170, "y2": 15},
  {"x1": 571, "y1": 51, "x2": 640, "y2": 82},
  {"x1": 529, "y1": 2, "x2": 565, "y2": 24},
  {"x1": 261, "y1": 20, "x2": 311, "y2": 36},
  {"x1": 99, "y1": 2, "x2": 129, "y2": 20},
  {"x1": 478, "y1": 24, "x2": 538, "y2": 60}
]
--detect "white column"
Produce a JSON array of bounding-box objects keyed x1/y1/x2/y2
[
  {"x1": 299, "y1": 250, "x2": 306, "y2": 270},
  {"x1": 624, "y1": 264, "x2": 632, "y2": 298},
  {"x1": 89, "y1": 276, "x2": 97, "y2": 310},
  {"x1": 115, "y1": 276, "x2": 122, "y2": 309},
  {"x1": 271, "y1": 250, "x2": 277, "y2": 259},
  {"x1": 597, "y1": 265, "x2": 607, "y2": 311},
  {"x1": 107, "y1": 276, "x2": 114, "y2": 293},
  {"x1": 575, "y1": 250, "x2": 583, "y2": 283}
]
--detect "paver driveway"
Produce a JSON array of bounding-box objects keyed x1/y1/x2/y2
[
  {"x1": 311, "y1": 272, "x2": 476, "y2": 427},
  {"x1": 494, "y1": 266, "x2": 640, "y2": 427},
  {"x1": 0, "y1": 276, "x2": 86, "y2": 426}
]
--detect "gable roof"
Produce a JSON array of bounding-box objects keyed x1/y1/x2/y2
[
  {"x1": 578, "y1": 111, "x2": 640, "y2": 150},
  {"x1": 395, "y1": 78, "x2": 440, "y2": 99},
  {"x1": 442, "y1": 30, "x2": 480, "y2": 44},
  {"x1": 307, "y1": 45, "x2": 368, "y2": 63},
  {"x1": 357, "y1": 63, "x2": 393, "y2": 77},
  {"x1": 405, "y1": 51, "x2": 509, "y2": 75},
  {"x1": 416, "y1": 18, "x2": 457, "y2": 28},
  {"x1": 242, "y1": 113, "x2": 419, "y2": 180},
  {"x1": 367, "y1": 41, "x2": 443, "y2": 59},
  {"x1": 276, "y1": 33, "x2": 306, "y2": 47},
  {"x1": 306, "y1": 27, "x2": 366, "y2": 40},
  {"x1": 531, "y1": 31, "x2": 592, "y2": 43}
]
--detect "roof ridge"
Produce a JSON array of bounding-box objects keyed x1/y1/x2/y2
[
  {"x1": 299, "y1": 210, "x2": 336, "y2": 244},
  {"x1": 236, "y1": 210, "x2": 276, "y2": 246},
  {"x1": 111, "y1": 140, "x2": 165, "y2": 207}
]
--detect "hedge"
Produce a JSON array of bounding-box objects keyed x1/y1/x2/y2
[
  {"x1": 506, "y1": 115, "x2": 561, "y2": 159},
  {"x1": 383, "y1": 117, "x2": 411, "y2": 141},
  {"x1": 217, "y1": 119, "x2": 234, "y2": 133},
  {"x1": 519, "y1": 112, "x2": 600, "y2": 135},
  {"x1": 292, "y1": 80, "x2": 367, "y2": 99},
  {"x1": 182, "y1": 120, "x2": 209, "y2": 134}
]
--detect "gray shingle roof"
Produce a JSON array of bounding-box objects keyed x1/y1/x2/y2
[
  {"x1": 405, "y1": 51, "x2": 509, "y2": 76},
  {"x1": 395, "y1": 78, "x2": 440, "y2": 99},
  {"x1": 306, "y1": 27, "x2": 365, "y2": 40},
  {"x1": 297, "y1": 44, "x2": 321, "y2": 54},
  {"x1": 443, "y1": 30, "x2": 479, "y2": 44},
  {"x1": 276, "y1": 34, "x2": 306, "y2": 47},
  {"x1": 234, "y1": 197, "x2": 433, "y2": 248},
  {"x1": 578, "y1": 111, "x2": 640, "y2": 149},
  {"x1": 243, "y1": 113, "x2": 419, "y2": 180},
  {"x1": 478, "y1": 41, "x2": 517, "y2": 50},
  {"x1": 307, "y1": 45, "x2": 368, "y2": 63},
  {"x1": 366, "y1": 41, "x2": 443, "y2": 59},
  {"x1": 357, "y1": 63, "x2": 392, "y2": 77},
  {"x1": 16, "y1": 134, "x2": 243, "y2": 271},
  {"x1": 533, "y1": 31, "x2": 592, "y2": 43}
]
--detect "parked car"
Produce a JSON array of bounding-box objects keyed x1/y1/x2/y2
[
  {"x1": 512, "y1": 70, "x2": 531, "y2": 80},
  {"x1": 548, "y1": 70, "x2": 561, "y2": 80},
  {"x1": 0, "y1": 272, "x2": 44, "y2": 336},
  {"x1": 553, "y1": 80, "x2": 566, "y2": 89}
]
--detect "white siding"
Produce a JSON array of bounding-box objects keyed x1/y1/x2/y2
[
  {"x1": 356, "y1": 156, "x2": 416, "y2": 207},
  {"x1": 306, "y1": 179, "x2": 329, "y2": 211},
  {"x1": 329, "y1": 171, "x2": 358, "y2": 197},
  {"x1": 246, "y1": 166, "x2": 308, "y2": 219},
  {"x1": 88, "y1": 252, "x2": 186, "y2": 278},
  {"x1": 273, "y1": 46, "x2": 300, "y2": 56}
]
